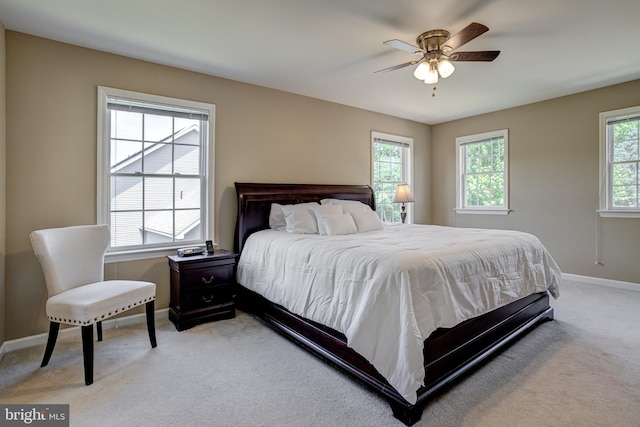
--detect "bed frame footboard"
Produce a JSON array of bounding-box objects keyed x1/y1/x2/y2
[{"x1": 237, "y1": 286, "x2": 553, "y2": 426}]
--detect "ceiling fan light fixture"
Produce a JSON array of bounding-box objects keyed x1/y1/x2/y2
[
  {"x1": 437, "y1": 58, "x2": 455, "y2": 78},
  {"x1": 413, "y1": 62, "x2": 430, "y2": 80},
  {"x1": 375, "y1": 22, "x2": 500, "y2": 95},
  {"x1": 423, "y1": 62, "x2": 439, "y2": 84}
]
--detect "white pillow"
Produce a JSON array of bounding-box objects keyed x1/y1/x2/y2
[
  {"x1": 312, "y1": 204, "x2": 343, "y2": 235},
  {"x1": 318, "y1": 213, "x2": 358, "y2": 235},
  {"x1": 270, "y1": 202, "x2": 317, "y2": 231},
  {"x1": 282, "y1": 203, "x2": 320, "y2": 234},
  {"x1": 269, "y1": 203, "x2": 286, "y2": 231},
  {"x1": 320, "y1": 198, "x2": 372, "y2": 214},
  {"x1": 350, "y1": 210, "x2": 384, "y2": 233}
]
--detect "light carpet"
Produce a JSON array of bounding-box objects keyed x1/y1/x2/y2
[{"x1": 1, "y1": 279, "x2": 639, "y2": 427}]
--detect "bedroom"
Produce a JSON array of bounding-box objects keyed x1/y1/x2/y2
[{"x1": 0, "y1": 1, "x2": 639, "y2": 426}]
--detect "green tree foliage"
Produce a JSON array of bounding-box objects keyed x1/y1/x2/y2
[
  {"x1": 373, "y1": 142, "x2": 403, "y2": 222},
  {"x1": 611, "y1": 119, "x2": 640, "y2": 208},
  {"x1": 463, "y1": 138, "x2": 505, "y2": 207}
]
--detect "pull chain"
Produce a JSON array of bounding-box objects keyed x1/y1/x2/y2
[{"x1": 432, "y1": 86, "x2": 437, "y2": 97}]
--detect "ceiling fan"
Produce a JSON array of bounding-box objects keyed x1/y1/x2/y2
[{"x1": 375, "y1": 22, "x2": 500, "y2": 91}]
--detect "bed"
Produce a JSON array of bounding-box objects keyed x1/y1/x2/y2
[{"x1": 233, "y1": 182, "x2": 560, "y2": 425}]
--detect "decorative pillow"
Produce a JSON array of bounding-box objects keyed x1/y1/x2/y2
[
  {"x1": 270, "y1": 202, "x2": 318, "y2": 231},
  {"x1": 282, "y1": 203, "x2": 320, "y2": 234},
  {"x1": 312, "y1": 204, "x2": 343, "y2": 235},
  {"x1": 350, "y1": 209, "x2": 384, "y2": 233},
  {"x1": 317, "y1": 213, "x2": 358, "y2": 235}
]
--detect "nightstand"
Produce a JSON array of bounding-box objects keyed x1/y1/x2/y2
[{"x1": 167, "y1": 250, "x2": 237, "y2": 331}]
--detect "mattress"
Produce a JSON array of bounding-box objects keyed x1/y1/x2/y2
[{"x1": 237, "y1": 223, "x2": 561, "y2": 404}]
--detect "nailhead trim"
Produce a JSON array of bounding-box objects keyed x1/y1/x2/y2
[{"x1": 48, "y1": 296, "x2": 155, "y2": 325}]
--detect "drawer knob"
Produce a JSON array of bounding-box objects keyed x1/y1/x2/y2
[
  {"x1": 201, "y1": 276, "x2": 215, "y2": 284},
  {"x1": 202, "y1": 294, "x2": 215, "y2": 303}
]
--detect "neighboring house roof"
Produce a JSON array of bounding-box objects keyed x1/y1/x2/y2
[
  {"x1": 111, "y1": 124, "x2": 202, "y2": 241},
  {"x1": 143, "y1": 189, "x2": 201, "y2": 240},
  {"x1": 111, "y1": 124, "x2": 200, "y2": 173}
]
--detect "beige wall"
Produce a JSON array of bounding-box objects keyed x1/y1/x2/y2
[
  {"x1": 4, "y1": 29, "x2": 638, "y2": 343},
  {"x1": 0, "y1": 22, "x2": 6, "y2": 347},
  {"x1": 432, "y1": 80, "x2": 640, "y2": 283},
  {"x1": 4, "y1": 32, "x2": 431, "y2": 340}
]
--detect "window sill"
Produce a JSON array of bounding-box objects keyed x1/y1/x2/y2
[
  {"x1": 597, "y1": 210, "x2": 640, "y2": 219},
  {"x1": 455, "y1": 208, "x2": 511, "y2": 215}
]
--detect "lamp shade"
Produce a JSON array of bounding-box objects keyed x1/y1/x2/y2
[
  {"x1": 413, "y1": 62, "x2": 430, "y2": 80},
  {"x1": 423, "y1": 62, "x2": 439, "y2": 84},
  {"x1": 437, "y1": 58, "x2": 455, "y2": 78},
  {"x1": 392, "y1": 184, "x2": 415, "y2": 204}
]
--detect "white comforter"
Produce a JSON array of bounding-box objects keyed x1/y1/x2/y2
[{"x1": 237, "y1": 224, "x2": 561, "y2": 404}]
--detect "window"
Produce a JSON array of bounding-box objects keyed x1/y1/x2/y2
[
  {"x1": 371, "y1": 131, "x2": 413, "y2": 223},
  {"x1": 97, "y1": 87, "x2": 215, "y2": 261},
  {"x1": 456, "y1": 129, "x2": 509, "y2": 215},
  {"x1": 599, "y1": 106, "x2": 640, "y2": 218}
]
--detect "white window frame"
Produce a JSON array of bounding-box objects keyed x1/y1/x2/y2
[
  {"x1": 371, "y1": 131, "x2": 414, "y2": 223},
  {"x1": 599, "y1": 106, "x2": 640, "y2": 218},
  {"x1": 456, "y1": 129, "x2": 509, "y2": 215},
  {"x1": 97, "y1": 86, "x2": 215, "y2": 262}
]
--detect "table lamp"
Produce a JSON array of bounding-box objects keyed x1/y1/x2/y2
[{"x1": 392, "y1": 184, "x2": 415, "y2": 223}]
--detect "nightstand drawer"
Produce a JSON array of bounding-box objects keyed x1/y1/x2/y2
[
  {"x1": 182, "y1": 264, "x2": 234, "y2": 289},
  {"x1": 182, "y1": 284, "x2": 234, "y2": 312}
]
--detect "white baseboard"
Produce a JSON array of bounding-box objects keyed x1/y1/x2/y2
[
  {"x1": 1, "y1": 308, "x2": 169, "y2": 356},
  {"x1": 562, "y1": 273, "x2": 640, "y2": 292}
]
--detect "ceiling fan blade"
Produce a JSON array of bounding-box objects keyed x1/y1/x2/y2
[
  {"x1": 374, "y1": 60, "x2": 420, "y2": 74},
  {"x1": 383, "y1": 39, "x2": 423, "y2": 54},
  {"x1": 442, "y1": 22, "x2": 489, "y2": 51},
  {"x1": 450, "y1": 51, "x2": 500, "y2": 61}
]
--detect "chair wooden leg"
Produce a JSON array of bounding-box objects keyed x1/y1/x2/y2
[
  {"x1": 145, "y1": 301, "x2": 157, "y2": 348},
  {"x1": 96, "y1": 321, "x2": 103, "y2": 342},
  {"x1": 41, "y1": 322, "x2": 60, "y2": 367},
  {"x1": 81, "y1": 325, "x2": 94, "y2": 385}
]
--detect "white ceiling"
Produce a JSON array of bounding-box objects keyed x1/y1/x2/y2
[{"x1": 1, "y1": 0, "x2": 639, "y2": 124}]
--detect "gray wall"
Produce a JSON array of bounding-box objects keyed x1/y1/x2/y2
[
  {"x1": 431, "y1": 80, "x2": 640, "y2": 283},
  {"x1": 1, "y1": 28, "x2": 638, "y2": 344},
  {"x1": 0, "y1": 22, "x2": 6, "y2": 348}
]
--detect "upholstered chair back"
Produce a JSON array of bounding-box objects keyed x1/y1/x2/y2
[{"x1": 30, "y1": 225, "x2": 110, "y2": 297}]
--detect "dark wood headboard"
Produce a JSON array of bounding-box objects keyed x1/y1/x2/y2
[{"x1": 234, "y1": 182, "x2": 375, "y2": 254}]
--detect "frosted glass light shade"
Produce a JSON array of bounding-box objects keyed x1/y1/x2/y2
[
  {"x1": 423, "y1": 68, "x2": 438, "y2": 84},
  {"x1": 413, "y1": 62, "x2": 430, "y2": 80},
  {"x1": 437, "y1": 59, "x2": 455, "y2": 78}
]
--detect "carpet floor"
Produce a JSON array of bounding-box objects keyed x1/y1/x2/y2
[{"x1": 1, "y1": 279, "x2": 639, "y2": 426}]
